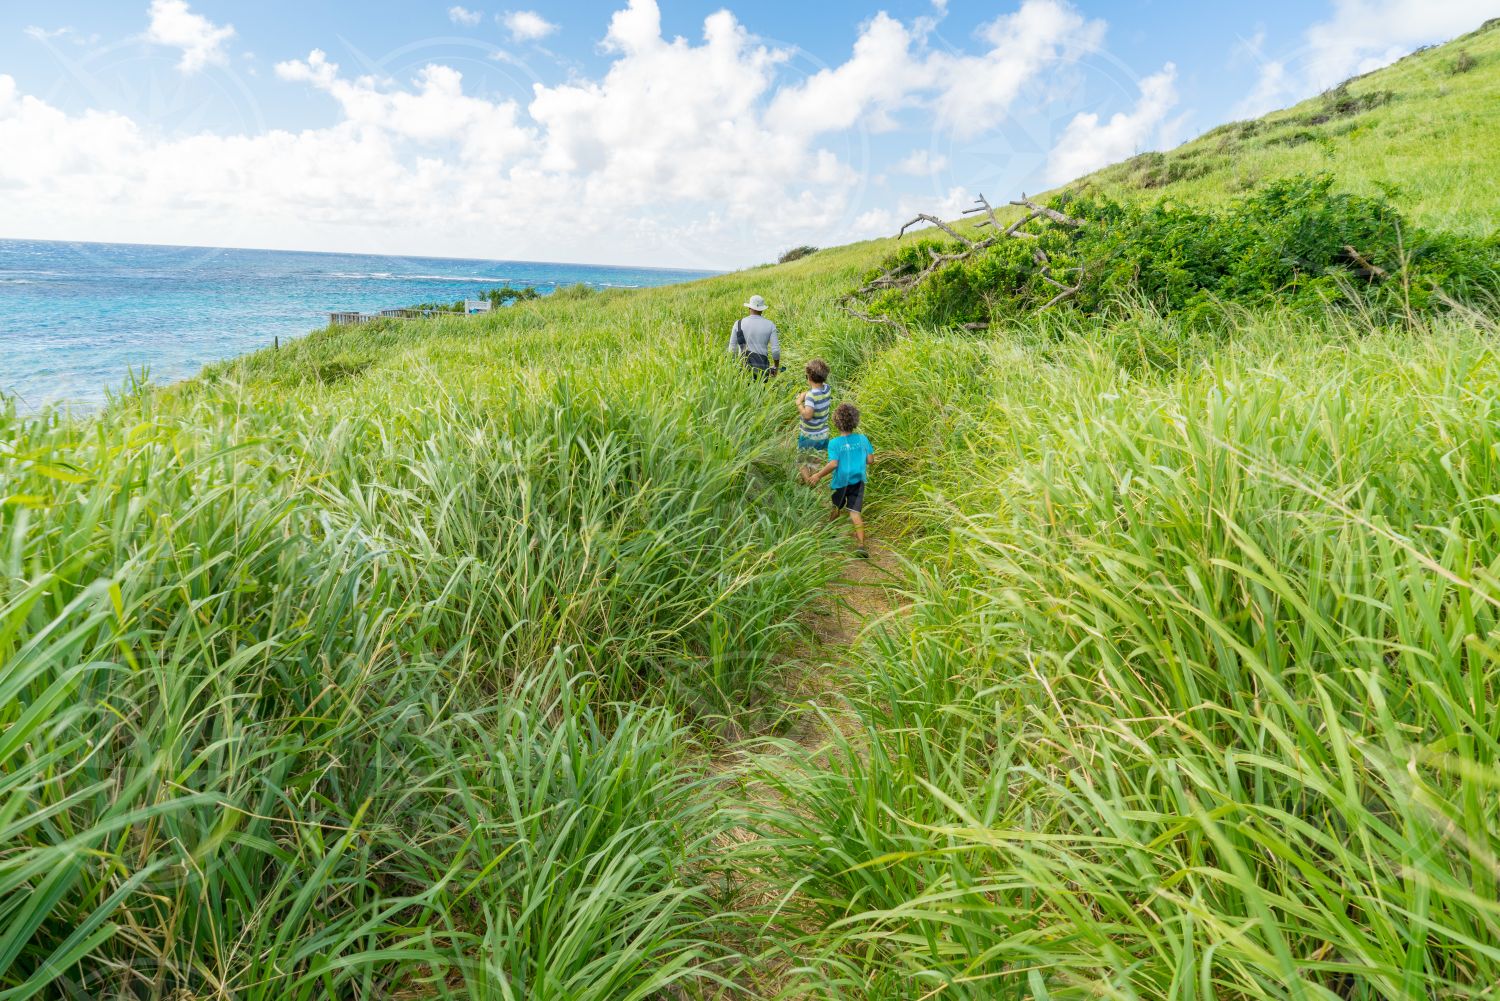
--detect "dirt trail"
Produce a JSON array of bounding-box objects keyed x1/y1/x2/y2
[{"x1": 701, "y1": 541, "x2": 907, "y2": 998}]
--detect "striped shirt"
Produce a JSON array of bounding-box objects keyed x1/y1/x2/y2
[{"x1": 800, "y1": 383, "x2": 833, "y2": 441}]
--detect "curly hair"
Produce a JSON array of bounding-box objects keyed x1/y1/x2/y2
[
  {"x1": 805, "y1": 358, "x2": 830, "y2": 384},
  {"x1": 832, "y1": 402, "x2": 860, "y2": 434}
]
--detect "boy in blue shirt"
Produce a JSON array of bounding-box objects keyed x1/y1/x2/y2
[{"x1": 801, "y1": 402, "x2": 874, "y2": 558}]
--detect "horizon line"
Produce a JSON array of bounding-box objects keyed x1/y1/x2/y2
[{"x1": 0, "y1": 235, "x2": 726, "y2": 276}]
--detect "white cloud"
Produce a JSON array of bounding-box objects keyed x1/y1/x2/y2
[
  {"x1": 144, "y1": 0, "x2": 234, "y2": 74},
  {"x1": 1239, "y1": 0, "x2": 1500, "y2": 116},
  {"x1": 1, "y1": 0, "x2": 1137, "y2": 268},
  {"x1": 502, "y1": 10, "x2": 558, "y2": 42},
  {"x1": 274, "y1": 51, "x2": 535, "y2": 162},
  {"x1": 768, "y1": 0, "x2": 1104, "y2": 140},
  {"x1": 931, "y1": 0, "x2": 1105, "y2": 138},
  {"x1": 767, "y1": 13, "x2": 926, "y2": 137},
  {"x1": 448, "y1": 6, "x2": 484, "y2": 27},
  {"x1": 1235, "y1": 59, "x2": 1290, "y2": 118},
  {"x1": 893, "y1": 149, "x2": 948, "y2": 176},
  {"x1": 1046, "y1": 63, "x2": 1177, "y2": 183}
]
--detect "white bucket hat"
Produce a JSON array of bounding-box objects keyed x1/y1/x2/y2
[{"x1": 744, "y1": 294, "x2": 768, "y2": 311}]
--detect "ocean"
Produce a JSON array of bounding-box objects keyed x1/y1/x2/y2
[{"x1": 0, "y1": 239, "x2": 717, "y2": 410}]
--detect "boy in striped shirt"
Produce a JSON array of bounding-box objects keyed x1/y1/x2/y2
[{"x1": 796, "y1": 358, "x2": 833, "y2": 469}]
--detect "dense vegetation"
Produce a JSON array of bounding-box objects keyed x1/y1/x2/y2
[
  {"x1": 3, "y1": 18, "x2": 1499, "y2": 1001},
  {"x1": 777, "y1": 246, "x2": 820, "y2": 265},
  {"x1": 409, "y1": 283, "x2": 545, "y2": 312},
  {"x1": 858, "y1": 176, "x2": 1499, "y2": 330}
]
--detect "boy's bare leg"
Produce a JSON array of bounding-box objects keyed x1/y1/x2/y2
[{"x1": 849, "y1": 511, "x2": 866, "y2": 547}]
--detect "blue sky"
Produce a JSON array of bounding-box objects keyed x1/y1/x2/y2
[{"x1": 2, "y1": 1, "x2": 1495, "y2": 267}]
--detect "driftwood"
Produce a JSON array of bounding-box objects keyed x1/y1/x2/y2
[{"x1": 840, "y1": 193, "x2": 1087, "y2": 333}]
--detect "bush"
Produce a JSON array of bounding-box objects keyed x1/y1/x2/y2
[
  {"x1": 778, "y1": 245, "x2": 819, "y2": 264},
  {"x1": 550, "y1": 282, "x2": 599, "y2": 300},
  {"x1": 855, "y1": 175, "x2": 1500, "y2": 330}
]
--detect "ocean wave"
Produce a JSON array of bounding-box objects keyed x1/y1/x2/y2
[
  {"x1": 322, "y1": 272, "x2": 541, "y2": 283},
  {"x1": 0, "y1": 279, "x2": 37, "y2": 284}
]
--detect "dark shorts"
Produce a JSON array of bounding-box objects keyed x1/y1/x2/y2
[{"x1": 831, "y1": 479, "x2": 866, "y2": 514}]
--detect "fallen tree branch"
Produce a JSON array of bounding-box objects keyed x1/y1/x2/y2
[
  {"x1": 963, "y1": 193, "x2": 1006, "y2": 233},
  {"x1": 838, "y1": 302, "x2": 911, "y2": 338},
  {"x1": 1011, "y1": 195, "x2": 1085, "y2": 228},
  {"x1": 1342, "y1": 244, "x2": 1388, "y2": 280},
  {"x1": 1039, "y1": 284, "x2": 1081, "y2": 311},
  {"x1": 899, "y1": 213, "x2": 975, "y2": 247},
  {"x1": 843, "y1": 190, "x2": 1087, "y2": 333}
]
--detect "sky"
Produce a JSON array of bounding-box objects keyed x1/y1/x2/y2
[{"x1": 2, "y1": 0, "x2": 1496, "y2": 268}]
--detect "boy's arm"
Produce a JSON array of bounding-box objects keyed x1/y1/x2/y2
[{"x1": 802, "y1": 459, "x2": 837, "y2": 485}]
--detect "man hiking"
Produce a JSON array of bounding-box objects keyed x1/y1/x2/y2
[{"x1": 729, "y1": 294, "x2": 780, "y2": 378}]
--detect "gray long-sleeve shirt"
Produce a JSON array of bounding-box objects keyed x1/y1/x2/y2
[{"x1": 728, "y1": 315, "x2": 780, "y2": 363}]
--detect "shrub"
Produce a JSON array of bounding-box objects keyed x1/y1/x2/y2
[
  {"x1": 550, "y1": 282, "x2": 599, "y2": 300},
  {"x1": 1298, "y1": 82, "x2": 1393, "y2": 124},
  {"x1": 778, "y1": 245, "x2": 820, "y2": 264},
  {"x1": 854, "y1": 175, "x2": 1500, "y2": 330}
]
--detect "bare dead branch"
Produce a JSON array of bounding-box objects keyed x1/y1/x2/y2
[
  {"x1": 962, "y1": 193, "x2": 1005, "y2": 233},
  {"x1": 899, "y1": 214, "x2": 975, "y2": 247},
  {"x1": 1039, "y1": 285, "x2": 1080, "y2": 310},
  {"x1": 842, "y1": 190, "x2": 1088, "y2": 334},
  {"x1": 839, "y1": 302, "x2": 911, "y2": 338},
  {"x1": 1343, "y1": 244, "x2": 1388, "y2": 280},
  {"x1": 1004, "y1": 213, "x2": 1042, "y2": 239},
  {"x1": 1011, "y1": 195, "x2": 1085, "y2": 228}
]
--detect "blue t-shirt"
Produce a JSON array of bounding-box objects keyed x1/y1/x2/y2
[{"x1": 827, "y1": 433, "x2": 873, "y2": 488}]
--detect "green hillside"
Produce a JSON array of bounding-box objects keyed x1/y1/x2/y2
[
  {"x1": 1085, "y1": 18, "x2": 1500, "y2": 233},
  {"x1": 3, "y1": 19, "x2": 1500, "y2": 1001}
]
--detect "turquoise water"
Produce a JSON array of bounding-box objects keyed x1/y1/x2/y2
[{"x1": 0, "y1": 239, "x2": 716, "y2": 410}]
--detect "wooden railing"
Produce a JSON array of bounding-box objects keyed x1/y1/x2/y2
[
  {"x1": 329, "y1": 308, "x2": 451, "y2": 326},
  {"x1": 329, "y1": 305, "x2": 491, "y2": 326}
]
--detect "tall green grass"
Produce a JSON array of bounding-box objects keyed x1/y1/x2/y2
[
  {"x1": 7, "y1": 19, "x2": 1500, "y2": 995},
  {"x1": 740, "y1": 312, "x2": 1500, "y2": 998},
  {"x1": 0, "y1": 308, "x2": 838, "y2": 997}
]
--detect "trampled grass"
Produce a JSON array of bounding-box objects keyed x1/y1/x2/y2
[{"x1": 4, "y1": 17, "x2": 1500, "y2": 1001}]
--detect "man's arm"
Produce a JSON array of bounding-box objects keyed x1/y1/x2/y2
[
  {"x1": 769, "y1": 323, "x2": 781, "y2": 367},
  {"x1": 727, "y1": 321, "x2": 739, "y2": 354}
]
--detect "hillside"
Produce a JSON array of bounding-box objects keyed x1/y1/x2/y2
[
  {"x1": 1085, "y1": 17, "x2": 1500, "y2": 233},
  {"x1": 3, "y1": 20, "x2": 1500, "y2": 1001}
]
